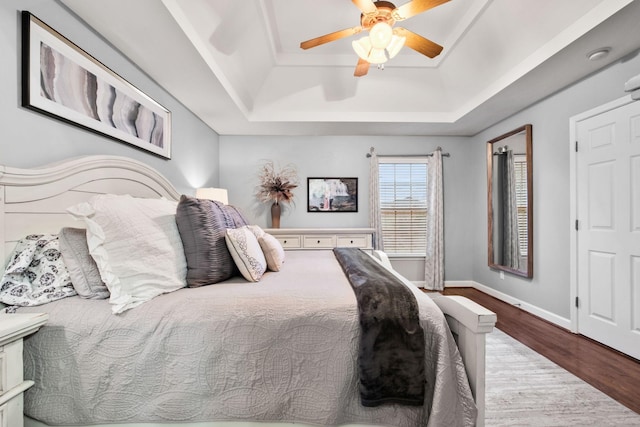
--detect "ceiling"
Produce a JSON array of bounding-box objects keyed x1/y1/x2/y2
[{"x1": 60, "y1": 0, "x2": 640, "y2": 136}]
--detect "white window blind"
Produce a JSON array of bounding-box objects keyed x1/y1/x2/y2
[
  {"x1": 378, "y1": 158, "x2": 428, "y2": 256},
  {"x1": 514, "y1": 155, "x2": 528, "y2": 256}
]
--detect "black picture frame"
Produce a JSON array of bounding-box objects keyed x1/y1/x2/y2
[
  {"x1": 307, "y1": 177, "x2": 358, "y2": 212},
  {"x1": 21, "y1": 11, "x2": 172, "y2": 159}
]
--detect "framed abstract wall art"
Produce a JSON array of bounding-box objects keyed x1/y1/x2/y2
[
  {"x1": 21, "y1": 11, "x2": 172, "y2": 159},
  {"x1": 307, "y1": 177, "x2": 358, "y2": 212}
]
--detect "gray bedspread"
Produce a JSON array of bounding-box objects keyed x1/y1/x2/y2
[{"x1": 17, "y1": 250, "x2": 476, "y2": 426}]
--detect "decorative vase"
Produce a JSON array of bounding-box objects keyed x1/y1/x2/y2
[{"x1": 270, "y1": 202, "x2": 281, "y2": 228}]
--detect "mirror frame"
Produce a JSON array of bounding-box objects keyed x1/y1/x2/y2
[{"x1": 487, "y1": 124, "x2": 533, "y2": 278}]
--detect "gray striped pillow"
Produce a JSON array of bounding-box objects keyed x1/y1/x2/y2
[
  {"x1": 224, "y1": 205, "x2": 249, "y2": 227},
  {"x1": 175, "y1": 195, "x2": 237, "y2": 287}
]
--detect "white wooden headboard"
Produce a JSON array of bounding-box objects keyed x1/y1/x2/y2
[{"x1": 0, "y1": 155, "x2": 181, "y2": 267}]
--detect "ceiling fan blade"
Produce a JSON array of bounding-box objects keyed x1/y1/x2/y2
[
  {"x1": 300, "y1": 26, "x2": 363, "y2": 50},
  {"x1": 393, "y1": 0, "x2": 450, "y2": 21},
  {"x1": 354, "y1": 58, "x2": 370, "y2": 77},
  {"x1": 352, "y1": 0, "x2": 378, "y2": 15},
  {"x1": 394, "y1": 27, "x2": 443, "y2": 58}
]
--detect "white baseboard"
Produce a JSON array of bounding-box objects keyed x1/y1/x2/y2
[
  {"x1": 443, "y1": 280, "x2": 476, "y2": 288},
  {"x1": 413, "y1": 280, "x2": 475, "y2": 289},
  {"x1": 445, "y1": 280, "x2": 572, "y2": 330}
]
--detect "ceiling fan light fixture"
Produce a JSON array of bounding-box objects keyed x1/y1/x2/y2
[
  {"x1": 369, "y1": 22, "x2": 393, "y2": 49},
  {"x1": 300, "y1": 0, "x2": 448, "y2": 77},
  {"x1": 352, "y1": 24, "x2": 405, "y2": 65}
]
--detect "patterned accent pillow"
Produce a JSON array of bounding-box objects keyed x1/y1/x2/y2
[
  {"x1": 175, "y1": 195, "x2": 237, "y2": 287},
  {"x1": 225, "y1": 227, "x2": 267, "y2": 282},
  {"x1": 59, "y1": 227, "x2": 109, "y2": 299},
  {"x1": 258, "y1": 233, "x2": 285, "y2": 272},
  {"x1": 0, "y1": 234, "x2": 77, "y2": 307}
]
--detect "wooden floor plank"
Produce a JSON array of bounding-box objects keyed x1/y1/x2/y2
[{"x1": 441, "y1": 287, "x2": 640, "y2": 415}]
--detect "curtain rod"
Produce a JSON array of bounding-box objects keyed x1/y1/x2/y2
[
  {"x1": 493, "y1": 152, "x2": 526, "y2": 156},
  {"x1": 365, "y1": 146, "x2": 450, "y2": 158}
]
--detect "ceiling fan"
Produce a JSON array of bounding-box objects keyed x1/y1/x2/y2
[{"x1": 300, "y1": 0, "x2": 449, "y2": 77}]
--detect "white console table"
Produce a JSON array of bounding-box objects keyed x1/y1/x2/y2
[
  {"x1": 264, "y1": 228, "x2": 375, "y2": 250},
  {"x1": 0, "y1": 313, "x2": 48, "y2": 427}
]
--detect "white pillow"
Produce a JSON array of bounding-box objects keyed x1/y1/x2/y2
[
  {"x1": 225, "y1": 227, "x2": 267, "y2": 282},
  {"x1": 67, "y1": 194, "x2": 187, "y2": 314},
  {"x1": 258, "y1": 233, "x2": 285, "y2": 272}
]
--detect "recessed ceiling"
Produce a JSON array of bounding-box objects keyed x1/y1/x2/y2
[{"x1": 61, "y1": 0, "x2": 640, "y2": 136}]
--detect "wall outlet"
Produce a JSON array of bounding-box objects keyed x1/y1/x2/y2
[{"x1": 500, "y1": 271, "x2": 505, "y2": 280}]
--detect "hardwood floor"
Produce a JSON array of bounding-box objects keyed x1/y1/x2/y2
[{"x1": 442, "y1": 287, "x2": 640, "y2": 415}]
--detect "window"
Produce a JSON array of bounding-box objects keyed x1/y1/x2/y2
[
  {"x1": 514, "y1": 155, "x2": 528, "y2": 256},
  {"x1": 378, "y1": 158, "x2": 428, "y2": 256}
]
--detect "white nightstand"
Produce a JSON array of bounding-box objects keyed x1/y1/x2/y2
[
  {"x1": 264, "y1": 228, "x2": 374, "y2": 250},
  {"x1": 0, "y1": 313, "x2": 48, "y2": 427}
]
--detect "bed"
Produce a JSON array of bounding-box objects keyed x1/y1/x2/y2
[{"x1": 0, "y1": 155, "x2": 496, "y2": 427}]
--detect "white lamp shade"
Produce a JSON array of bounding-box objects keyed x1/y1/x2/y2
[
  {"x1": 369, "y1": 22, "x2": 393, "y2": 49},
  {"x1": 352, "y1": 37, "x2": 389, "y2": 64},
  {"x1": 387, "y1": 33, "x2": 406, "y2": 59},
  {"x1": 195, "y1": 187, "x2": 229, "y2": 204},
  {"x1": 368, "y1": 47, "x2": 388, "y2": 64},
  {"x1": 352, "y1": 37, "x2": 372, "y2": 60}
]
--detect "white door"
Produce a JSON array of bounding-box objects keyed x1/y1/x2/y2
[{"x1": 575, "y1": 98, "x2": 640, "y2": 360}]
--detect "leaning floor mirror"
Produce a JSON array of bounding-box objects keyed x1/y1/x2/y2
[{"x1": 487, "y1": 124, "x2": 533, "y2": 278}]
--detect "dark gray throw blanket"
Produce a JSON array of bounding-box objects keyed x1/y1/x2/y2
[{"x1": 333, "y1": 247, "x2": 426, "y2": 407}]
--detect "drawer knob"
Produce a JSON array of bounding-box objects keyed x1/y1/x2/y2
[
  {"x1": 283, "y1": 240, "x2": 287, "y2": 244},
  {"x1": 317, "y1": 240, "x2": 321, "y2": 244},
  {"x1": 350, "y1": 240, "x2": 354, "y2": 244}
]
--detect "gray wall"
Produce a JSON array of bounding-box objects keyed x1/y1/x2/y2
[
  {"x1": 469, "y1": 51, "x2": 640, "y2": 319},
  {"x1": 219, "y1": 135, "x2": 476, "y2": 281},
  {"x1": 0, "y1": 1, "x2": 220, "y2": 195}
]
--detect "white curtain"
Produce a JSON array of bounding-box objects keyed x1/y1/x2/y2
[
  {"x1": 368, "y1": 149, "x2": 383, "y2": 250},
  {"x1": 424, "y1": 150, "x2": 444, "y2": 291}
]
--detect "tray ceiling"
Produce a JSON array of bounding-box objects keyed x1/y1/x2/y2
[{"x1": 61, "y1": 0, "x2": 640, "y2": 136}]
